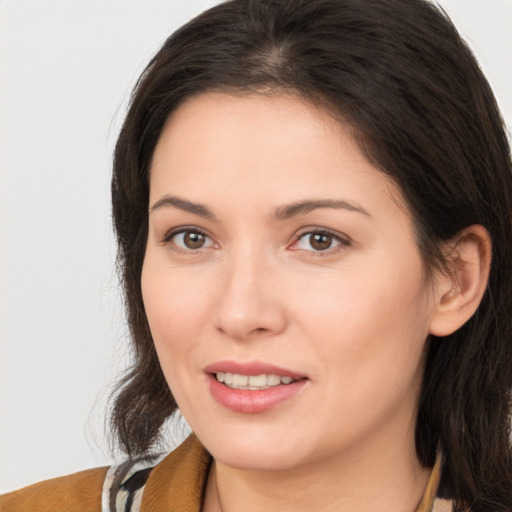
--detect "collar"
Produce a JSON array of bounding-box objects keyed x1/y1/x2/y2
[{"x1": 140, "y1": 434, "x2": 211, "y2": 512}]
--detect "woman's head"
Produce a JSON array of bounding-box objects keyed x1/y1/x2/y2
[
  {"x1": 111, "y1": 0, "x2": 512, "y2": 507},
  {"x1": 142, "y1": 90, "x2": 454, "y2": 475}
]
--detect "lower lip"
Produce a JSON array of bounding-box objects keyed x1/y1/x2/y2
[{"x1": 208, "y1": 375, "x2": 307, "y2": 413}]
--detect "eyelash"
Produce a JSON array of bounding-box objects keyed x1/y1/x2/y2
[
  {"x1": 161, "y1": 227, "x2": 350, "y2": 255},
  {"x1": 161, "y1": 227, "x2": 214, "y2": 252},
  {"x1": 290, "y1": 229, "x2": 350, "y2": 256}
]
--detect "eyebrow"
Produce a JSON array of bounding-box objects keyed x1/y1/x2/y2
[
  {"x1": 273, "y1": 199, "x2": 372, "y2": 220},
  {"x1": 149, "y1": 195, "x2": 372, "y2": 220},
  {"x1": 150, "y1": 195, "x2": 215, "y2": 218}
]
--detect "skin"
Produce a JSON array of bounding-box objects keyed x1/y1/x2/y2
[{"x1": 141, "y1": 92, "x2": 469, "y2": 511}]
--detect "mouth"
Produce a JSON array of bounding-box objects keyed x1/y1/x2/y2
[
  {"x1": 204, "y1": 361, "x2": 308, "y2": 413},
  {"x1": 215, "y1": 372, "x2": 297, "y2": 390}
]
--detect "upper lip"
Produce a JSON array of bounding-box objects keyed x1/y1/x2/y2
[{"x1": 204, "y1": 360, "x2": 306, "y2": 380}]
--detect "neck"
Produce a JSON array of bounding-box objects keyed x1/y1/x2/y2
[{"x1": 203, "y1": 427, "x2": 431, "y2": 512}]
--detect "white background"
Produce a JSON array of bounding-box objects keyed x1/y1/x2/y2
[{"x1": 1, "y1": 0, "x2": 511, "y2": 493}]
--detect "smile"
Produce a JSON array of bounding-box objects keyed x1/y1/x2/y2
[
  {"x1": 215, "y1": 372, "x2": 296, "y2": 390},
  {"x1": 205, "y1": 361, "x2": 308, "y2": 413}
]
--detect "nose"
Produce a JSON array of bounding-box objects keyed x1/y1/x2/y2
[{"x1": 214, "y1": 251, "x2": 287, "y2": 342}]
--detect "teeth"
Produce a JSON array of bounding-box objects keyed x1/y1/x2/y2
[
  {"x1": 248, "y1": 374, "x2": 266, "y2": 387},
  {"x1": 215, "y1": 372, "x2": 297, "y2": 390},
  {"x1": 267, "y1": 374, "x2": 281, "y2": 386},
  {"x1": 232, "y1": 374, "x2": 248, "y2": 387}
]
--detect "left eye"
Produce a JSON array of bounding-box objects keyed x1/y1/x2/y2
[
  {"x1": 170, "y1": 230, "x2": 214, "y2": 250},
  {"x1": 295, "y1": 231, "x2": 345, "y2": 252}
]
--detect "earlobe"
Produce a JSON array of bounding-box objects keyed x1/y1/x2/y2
[{"x1": 429, "y1": 225, "x2": 491, "y2": 337}]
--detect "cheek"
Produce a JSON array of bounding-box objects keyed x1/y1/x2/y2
[
  {"x1": 303, "y1": 267, "x2": 431, "y2": 433},
  {"x1": 141, "y1": 257, "x2": 213, "y2": 359},
  {"x1": 289, "y1": 255, "x2": 432, "y2": 381},
  {"x1": 141, "y1": 259, "x2": 218, "y2": 413}
]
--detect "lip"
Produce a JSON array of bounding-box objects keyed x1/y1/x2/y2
[
  {"x1": 204, "y1": 360, "x2": 305, "y2": 379},
  {"x1": 204, "y1": 360, "x2": 308, "y2": 413}
]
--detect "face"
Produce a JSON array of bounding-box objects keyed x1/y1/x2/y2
[{"x1": 142, "y1": 92, "x2": 439, "y2": 473}]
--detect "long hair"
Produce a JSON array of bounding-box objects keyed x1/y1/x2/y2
[{"x1": 110, "y1": 1, "x2": 512, "y2": 509}]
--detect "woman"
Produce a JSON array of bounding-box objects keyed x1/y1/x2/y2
[{"x1": 2, "y1": 0, "x2": 511, "y2": 511}]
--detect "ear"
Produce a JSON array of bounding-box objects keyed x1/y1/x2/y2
[{"x1": 429, "y1": 224, "x2": 491, "y2": 337}]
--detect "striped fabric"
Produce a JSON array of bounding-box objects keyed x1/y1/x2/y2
[{"x1": 102, "y1": 453, "x2": 166, "y2": 512}]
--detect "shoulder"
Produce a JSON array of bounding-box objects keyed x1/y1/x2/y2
[
  {"x1": 0, "y1": 435, "x2": 211, "y2": 512},
  {"x1": 0, "y1": 466, "x2": 108, "y2": 512}
]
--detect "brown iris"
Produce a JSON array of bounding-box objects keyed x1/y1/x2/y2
[
  {"x1": 309, "y1": 232, "x2": 333, "y2": 251},
  {"x1": 183, "y1": 231, "x2": 206, "y2": 249}
]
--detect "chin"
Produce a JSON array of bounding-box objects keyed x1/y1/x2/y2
[
  {"x1": 194, "y1": 421, "x2": 316, "y2": 472},
  {"x1": 213, "y1": 441, "x2": 302, "y2": 472}
]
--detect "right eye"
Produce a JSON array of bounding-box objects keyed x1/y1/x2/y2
[{"x1": 164, "y1": 229, "x2": 214, "y2": 251}]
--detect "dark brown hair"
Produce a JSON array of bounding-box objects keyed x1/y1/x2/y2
[{"x1": 110, "y1": 1, "x2": 512, "y2": 509}]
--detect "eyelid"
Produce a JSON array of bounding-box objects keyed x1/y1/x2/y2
[
  {"x1": 290, "y1": 227, "x2": 351, "y2": 254},
  {"x1": 159, "y1": 225, "x2": 350, "y2": 255},
  {"x1": 160, "y1": 226, "x2": 216, "y2": 250}
]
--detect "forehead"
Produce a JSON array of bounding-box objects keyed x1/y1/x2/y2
[{"x1": 149, "y1": 92, "x2": 408, "y2": 219}]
